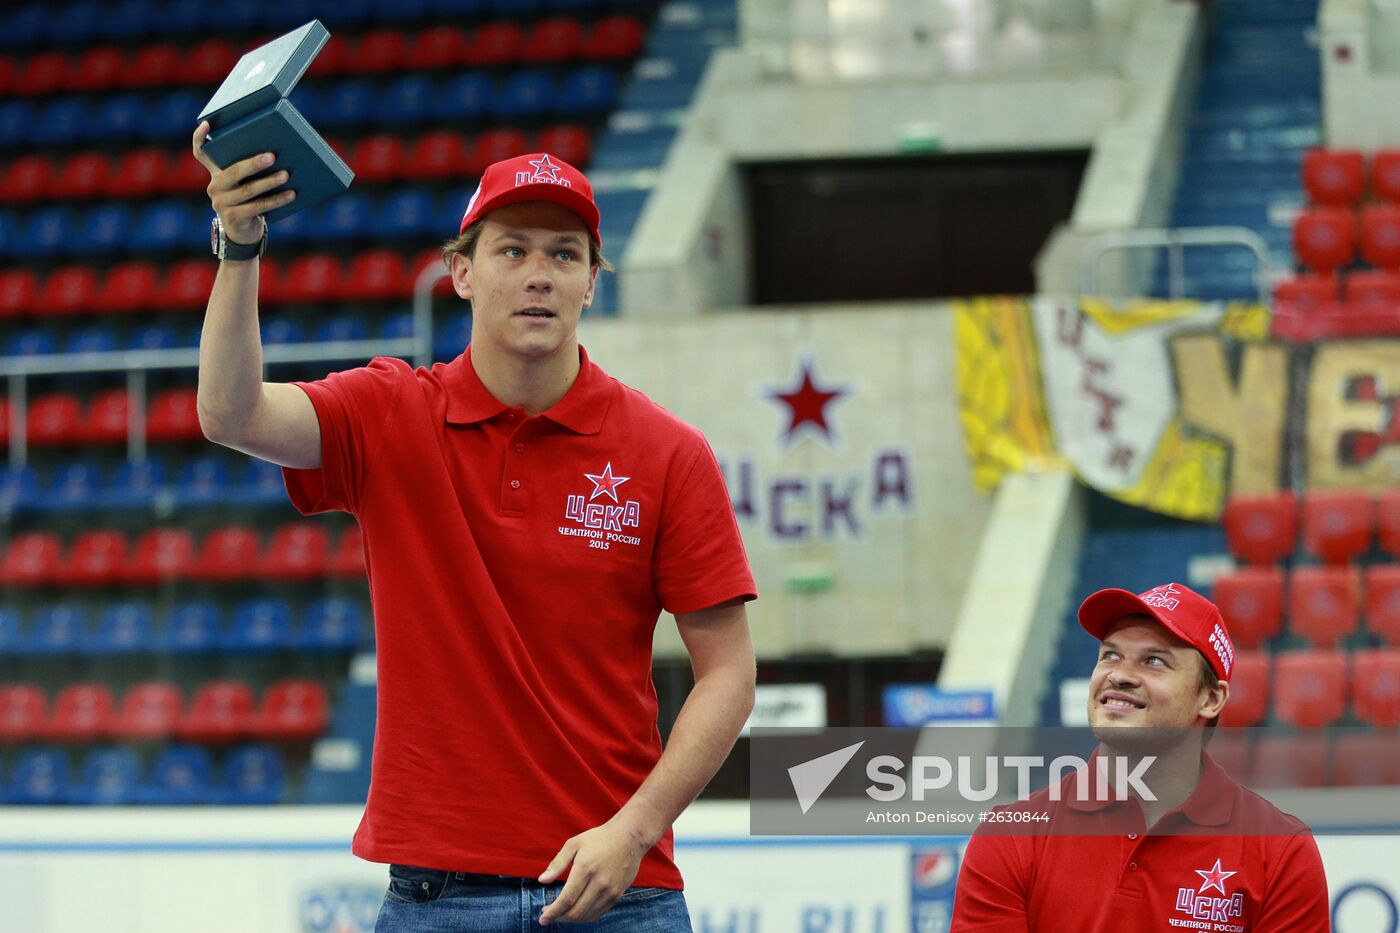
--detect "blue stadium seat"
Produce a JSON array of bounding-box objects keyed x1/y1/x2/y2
[
  {"x1": 260, "y1": 0, "x2": 320, "y2": 28},
  {"x1": 127, "y1": 323, "x2": 183, "y2": 352},
  {"x1": 4, "y1": 328, "x2": 56, "y2": 357},
  {"x1": 287, "y1": 86, "x2": 322, "y2": 125},
  {"x1": 489, "y1": 0, "x2": 545, "y2": 14},
  {"x1": 217, "y1": 0, "x2": 264, "y2": 31},
  {"x1": 32, "y1": 99, "x2": 90, "y2": 146},
  {"x1": 0, "y1": 466, "x2": 40, "y2": 514},
  {"x1": 160, "y1": 0, "x2": 209, "y2": 35},
  {"x1": 64, "y1": 326, "x2": 119, "y2": 356},
  {"x1": 230, "y1": 457, "x2": 287, "y2": 508},
  {"x1": 0, "y1": 5, "x2": 46, "y2": 51},
  {"x1": 0, "y1": 101, "x2": 35, "y2": 145},
  {"x1": 556, "y1": 66, "x2": 617, "y2": 114},
  {"x1": 133, "y1": 201, "x2": 197, "y2": 252},
  {"x1": 104, "y1": 458, "x2": 167, "y2": 509},
  {"x1": 97, "y1": 0, "x2": 152, "y2": 40},
  {"x1": 313, "y1": 193, "x2": 373, "y2": 241},
  {"x1": 224, "y1": 598, "x2": 292, "y2": 654},
  {"x1": 92, "y1": 602, "x2": 156, "y2": 656},
  {"x1": 93, "y1": 95, "x2": 146, "y2": 143},
  {"x1": 379, "y1": 310, "x2": 416, "y2": 341},
  {"x1": 374, "y1": 0, "x2": 430, "y2": 20},
  {"x1": 429, "y1": 0, "x2": 488, "y2": 15},
  {"x1": 89, "y1": 204, "x2": 137, "y2": 255},
  {"x1": 139, "y1": 745, "x2": 213, "y2": 805},
  {"x1": 378, "y1": 190, "x2": 437, "y2": 239},
  {"x1": 376, "y1": 76, "x2": 436, "y2": 125},
  {"x1": 17, "y1": 207, "x2": 76, "y2": 259},
  {"x1": 72, "y1": 748, "x2": 141, "y2": 805},
  {"x1": 0, "y1": 608, "x2": 24, "y2": 655},
  {"x1": 144, "y1": 91, "x2": 204, "y2": 142},
  {"x1": 439, "y1": 186, "x2": 476, "y2": 232},
  {"x1": 43, "y1": 461, "x2": 103, "y2": 512},
  {"x1": 296, "y1": 597, "x2": 365, "y2": 652},
  {"x1": 172, "y1": 456, "x2": 232, "y2": 507},
  {"x1": 435, "y1": 72, "x2": 493, "y2": 123},
  {"x1": 159, "y1": 601, "x2": 222, "y2": 655},
  {"x1": 492, "y1": 69, "x2": 555, "y2": 120},
  {"x1": 320, "y1": 81, "x2": 377, "y2": 127},
  {"x1": 313, "y1": 315, "x2": 370, "y2": 344},
  {"x1": 261, "y1": 317, "x2": 306, "y2": 345},
  {"x1": 27, "y1": 606, "x2": 88, "y2": 656},
  {"x1": 8, "y1": 748, "x2": 69, "y2": 805},
  {"x1": 321, "y1": 0, "x2": 374, "y2": 27},
  {"x1": 217, "y1": 745, "x2": 286, "y2": 804},
  {"x1": 271, "y1": 202, "x2": 313, "y2": 246},
  {"x1": 0, "y1": 209, "x2": 16, "y2": 258},
  {"x1": 547, "y1": 0, "x2": 599, "y2": 10},
  {"x1": 435, "y1": 310, "x2": 472, "y2": 361}
]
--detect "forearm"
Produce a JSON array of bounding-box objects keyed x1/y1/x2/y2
[{"x1": 197, "y1": 258, "x2": 265, "y2": 441}]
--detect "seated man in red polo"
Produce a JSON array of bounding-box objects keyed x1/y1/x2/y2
[{"x1": 951, "y1": 582, "x2": 1329, "y2": 932}]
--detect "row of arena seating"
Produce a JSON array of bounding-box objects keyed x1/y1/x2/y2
[
  {"x1": 1221, "y1": 648, "x2": 1400, "y2": 728},
  {"x1": 1213, "y1": 563, "x2": 1400, "y2": 648},
  {"x1": 3, "y1": 743, "x2": 287, "y2": 805},
  {"x1": 0, "y1": 597, "x2": 365, "y2": 655},
  {"x1": 1221, "y1": 489, "x2": 1400, "y2": 565},
  {"x1": 0, "y1": 457, "x2": 290, "y2": 512},
  {"x1": 1210, "y1": 732, "x2": 1400, "y2": 789},
  {"x1": 0, "y1": 67, "x2": 619, "y2": 149},
  {"x1": 0, "y1": 678, "x2": 328, "y2": 744},
  {"x1": 1, "y1": 523, "x2": 366, "y2": 586},
  {"x1": 1290, "y1": 204, "x2": 1400, "y2": 274},
  {"x1": 4, "y1": 388, "x2": 202, "y2": 446},
  {"x1": 0, "y1": 18, "x2": 646, "y2": 96},
  {"x1": 1300, "y1": 147, "x2": 1400, "y2": 207},
  {"x1": 0, "y1": 125, "x2": 593, "y2": 205}
]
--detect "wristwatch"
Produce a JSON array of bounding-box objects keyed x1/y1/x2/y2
[{"x1": 210, "y1": 215, "x2": 267, "y2": 261}]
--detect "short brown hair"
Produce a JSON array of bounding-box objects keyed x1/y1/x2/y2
[
  {"x1": 441, "y1": 218, "x2": 614, "y2": 274},
  {"x1": 1197, "y1": 651, "x2": 1222, "y2": 736}
]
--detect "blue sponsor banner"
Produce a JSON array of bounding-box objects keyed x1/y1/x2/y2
[
  {"x1": 910, "y1": 843, "x2": 963, "y2": 933},
  {"x1": 882, "y1": 686, "x2": 996, "y2": 726}
]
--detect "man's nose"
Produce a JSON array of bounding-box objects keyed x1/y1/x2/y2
[{"x1": 525, "y1": 255, "x2": 554, "y2": 290}]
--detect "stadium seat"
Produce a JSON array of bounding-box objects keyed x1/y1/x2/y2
[
  {"x1": 1293, "y1": 207, "x2": 1356, "y2": 274},
  {"x1": 346, "y1": 249, "x2": 412, "y2": 301},
  {"x1": 536, "y1": 125, "x2": 592, "y2": 168},
  {"x1": 1365, "y1": 564, "x2": 1400, "y2": 644},
  {"x1": 36, "y1": 265, "x2": 98, "y2": 317},
  {"x1": 376, "y1": 75, "x2": 435, "y2": 125},
  {"x1": 107, "y1": 147, "x2": 168, "y2": 199},
  {"x1": 156, "y1": 258, "x2": 216, "y2": 309},
  {"x1": 1205, "y1": 732, "x2": 1251, "y2": 783},
  {"x1": 14, "y1": 50, "x2": 67, "y2": 96},
  {"x1": 1375, "y1": 149, "x2": 1400, "y2": 203},
  {"x1": 493, "y1": 69, "x2": 555, "y2": 119},
  {"x1": 466, "y1": 129, "x2": 530, "y2": 176},
  {"x1": 0, "y1": 684, "x2": 48, "y2": 742},
  {"x1": 1350, "y1": 648, "x2": 1400, "y2": 727},
  {"x1": 161, "y1": 147, "x2": 209, "y2": 196},
  {"x1": 328, "y1": 526, "x2": 367, "y2": 578},
  {"x1": 133, "y1": 201, "x2": 196, "y2": 252},
  {"x1": 1377, "y1": 491, "x2": 1400, "y2": 562},
  {"x1": 278, "y1": 254, "x2": 344, "y2": 304},
  {"x1": 1251, "y1": 734, "x2": 1329, "y2": 789},
  {"x1": 217, "y1": 744, "x2": 286, "y2": 804},
  {"x1": 0, "y1": 155, "x2": 52, "y2": 203},
  {"x1": 377, "y1": 189, "x2": 436, "y2": 239},
  {"x1": 0, "y1": 102, "x2": 34, "y2": 149},
  {"x1": 254, "y1": 679, "x2": 329, "y2": 741},
  {"x1": 314, "y1": 192, "x2": 374, "y2": 241},
  {"x1": 408, "y1": 25, "x2": 468, "y2": 69},
  {"x1": 304, "y1": 33, "x2": 347, "y2": 78},
  {"x1": 146, "y1": 387, "x2": 202, "y2": 442},
  {"x1": 1344, "y1": 269, "x2": 1400, "y2": 307},
  {"x1": 319, "y1": 80, "x2": 376, "y2": 127},
  {"x1": 407, "y1": 131, "x2": 470, "y2": 181},
  {"x1": 124, "y1": 43, "x2": 180, "y2": 89},
  {"x1": 435, "y1": 310, "x2": 473, "y2": 361},
  {"x1": 191, "y1": 525, "x2": 261, "y2": 582},
  {"x1": 54, "y1": 152, "x2": 110, "y2": 201},
  {"x1": 1221, "y1": 492, "x2": 1297, "y2": 565},
  {"x1": 378, "y1": 309, "x2": 415, "y2": 342},
  {"x1": 42, "y1": 461, "x2": 102, "y2": 512},
  {"x1": 87, "y1": 203, "x2": 135, "y2": 255},
  {"x1": 2, "y1": 326, "x2": 53, "y2": 358},
  {"x1": 127, "y1": 322, "x2": 183, "y2": 352},
  {"x1": 92, "y1": 602, "x2": 156, "y2": 655},
  {"x1": 172, "y1": 456, "x2": 232, "y2": 507},
  {"x1": 8, "y1": 748, "x2": 69, "y2": 805},
  {"x1": 1211, "y1": 568, "x2": 1283, "y2": 649},
  {"x1": 231, "y1": 457, "x2": 288, "y2": 507},
  {"x1": 1359, "y1": 204, "x2": 1400, "y2": 270},
  {"x1": 261, "y1": 317, "x2": 306, "y2": 346},
  {"x1": 581, "y1": 15, "x2": 645, "y2": 60},
  {"x1": 349, "y1": 134, "x2": 405, "y2": 183},
  {"x1": 28, "y1": 392, "x2": 86, "y2": 447},
  {"x1": 72, "y1": 747, "x2": 141, "y2": 805},
  {"x1": 126, "y1": 528, "x2": 194, "y2": 586},
  {"x1": 1218, "y1": 651, "x2": 1269, "y2": 727},
  {"x1": 466, "y1": 21, "x2": 523, "y2": 66},
  {"x1": 158, "y1": 602, "x2": 222, "y2": 655},
  {"x1": 15, "y1": 206, "x2": 76, "y2": 259},
  {"x1": 1302, "y1": 148, "x2": 1365, "y2": 206},
  {"x1": 435, "y1": 72, "x2": 493, "y2": 123},
  {"x1": 297, "y1": 596, "x2": 365, "y2": 650},
  {"x1": 0, "y1": 464, "x2": 38, "y2": 513},
  {"x1": 1301, "y1": 489, "x2": 1373, "y2": 563},
  {"x1": 224, "y1": 598, "x2": 293, "y2": 653},
  {"x1": 523, "y1": 17, "x2": 583, "y2": 63},
  {"x1": 139, "y1": 744, "x2": 212, "y2": 804},
  {"x1": 0, "y1": 608, "x2": 22, "y2": 652},
  {"x1": 64, "y1": 326, "x2": 118, "y2": 356},
  {"x1": 46, "y1": 683, "x2": 116, "y2": 743},
  {"x1": 70, "y1": 45, "x2": 125, "y2": 92},
  {"x1": 61, "y1": 528, "x2": 129, "y2": 587},
  {"x1": 82, "y1": 388, "x2": 130, "y2": 445},
  {"x1": 312, "y1": 315, "x2": 370, "y2": 344},
  {"x1": 349, "y1": 28, "x2": 406, "y2": 73},
  {"x1": 178, "y1": 680, "x2": 256, "y2": 744},
  {"x1": 0, "y1": 268, "x2": 38, "y2": 317},
  {"x1": 182, "y1": 38, "x2": 239, "y2": 86},
  {"x1": 259, "y1": 523, "x2": 329, "y2": 581},
  {"x1": 1273, "y1": 649, "x2": 1347, "y2": 727},
  {"x1": 91, "y1": 93, "x2": 144, "y2": 141},
  {"x1": 27, "y1": 605, "x2": 87, "y2": 655},
  {"x1": 100, "y1": 262, "x2": 160, "y2": 313},
  {"x1": 103, "y1": 459, "x2": 165, "y2": 509},
  {"x1": 1332, "y1": 733, "x2": 1400, "y2": 787},
  {"x1": 1, "y1": 530, "x2": 63, "y2": 586},
  {"x1": 1288, "y1": 565, "x2": 1360, "y2": 647}
]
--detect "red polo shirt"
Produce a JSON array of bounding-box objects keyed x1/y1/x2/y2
[
  {"x1": 951, "y1": 751, "x2": 1330, "y2": 932},
  {"x1": 282, "y1": 345, "x2": 756, "y2": 888}
]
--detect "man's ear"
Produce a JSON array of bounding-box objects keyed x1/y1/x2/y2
[
  {"x1": 581, "y1": 264, "x2": 599, "y2": 308},
  {"x1": 450, "y1": 252, "x2": 474, "y2": 301},
  {"x1": 1200, "y1": 680, "x2": 1229, "y2": 721}
]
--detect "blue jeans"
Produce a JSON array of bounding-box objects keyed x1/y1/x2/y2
[{"x1": 374, "y1": 864, "x2": 694, "y2": 932}]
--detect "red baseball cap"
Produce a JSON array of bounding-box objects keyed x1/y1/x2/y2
[
  {"x1": 1078, "y1": 582, "x2": 1236, "y2": 683},
  {"x1": 458, "y1": 152, "x2": 601, "y2": 243}
]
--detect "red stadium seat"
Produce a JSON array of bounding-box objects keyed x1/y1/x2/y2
[
  {"x1": 349, "y1": 135, "x2": 405, "y2": 183},
  {"x1": 0, "y1": 684, "x2": 48, "y2": 742},
  {"x1": 346, "y1": 250, "x2": 412, "y2": 301},
  {"x1": 466, "y1": 22, "x2": 524, "y2": 66},
  {"x1": 253, "y1": 679, "x2": 329, "y2": 741},
  {"x1": 1302, "y1": 148, "x2": 1366, "y2": 206},
  {"x1": 1360, "y1": 204, "x2": 1400, "y2": 269},
  {"x1": 68, "y1": 45, "x2": 126, "y2": 92},
  {"x1": 191, "y1": 526, "x2": 261, "y2": 582},
  {"x1": 0, "y1": 531, "x2": 63, "y2": 586},
  {"x1": 107, "y1": 148, "x2": 169, "y2": 199},
  {"x1": 582, "y1": 15, "x2": 645, "y2": 61},
  {"x1": 413, "y1": 247, "x2": 457, "y2": 295},
  {"x1": 1218, "y1": 651, "x2": 1270, "y2": 727},
  {"x1": 112, "y1": 681, "x2": 184, "y2": 741},
  {"x1": 156, "y1": 258, "x2": 217, "y2": 310},
  {"x1": 1374, "y1": 149, "x2": 1400, "y2": 203},
  {"x1": 0, "y1": 398, "x2": 9, "y2": 446},
  {"x1": 1211, "y1": 568, "x2": 1283, "y2": 649},
  {"x1": 0, "y1": 269, "x2": 38, "y2": 318},
  {"x1": 146, "y1": 387, "x2": 202, "y2": 442},
  {"x1": 27, "y1": 393, "x2": 83, "y2": 446},
  {"x1": 535, "y1": 125, "x2": 593, "y2": 169},
  {"x1": 36, "y1": 265, "x2": 98, "y2": 317},
  {"x1": 408, "y1": 26, "x2": 468, "y2": 69},
  {"x1": 13, "y1": 51, "x2": 68, "y2": 96},
  {"x1": 329, "y1": 525, "x2": 367, "y2": 578},
  {"x1": 1332, "y1": 733, "x2": 1400, "y2": 786},
  {"x1": 1378, "y1": 491, "x2": 1400, "y2": 560},
  {"x1": 100, "y1": 262, "x2": 160, "y2": 314},
  {"x1": 1344, "y1": 270, "x2": 1400, "y2": 307},
  {"x1": 177, "y1": 680, "x2": 255, "y2": 744},
  {"x1": 127, "y1": 528, "x2": 196, "y2": 585},
  {"x1": 1288, "y1": 565, "x2": 1360, "y2": 647},
  {"x1": 522, "y1": 17, "x2": 584, "y2": 64},
  {"x1": 1350, "y1": 648, "x2": 1400, "y2": 727},
  {"x1": 1221, "y1": 493, "x2": 1297, "y2": 565},
  {"x1": 258, "y1": 523, "x2": 329, "y2": 581},
  {"x1": 1205, "y1": 733, "x2": 1252, "y2": 782},
  {"x1": 467, "y1": 129, "x2": 530, "y2": 176},
  {"x1": 0, "y1": 55, "x2": 12, "y2": 97},
  {"x1": 257, "y1": 257, "x2": 285, "y2": 304},
  {"x1": 305, "y1": 34, "x2": 347, "y2": 78},
  {"x1": 182, "y1": 39, "x2": 239, "y2": 87},
  {"x1": 1301, "y1": 489, "x2": 1373, "y2": 563},
  {"x1": 279, "y1": 254, "x2": 344, "y2": 304},
  {"x1": 163, "y1": 147, "x2": 211, "y2": 196},
  {"x1": 1250, "y1": 734, "x2": 1329, "y2": 788},
  {"x1": 124, "y1": 43, "x2": 181, "y2": 89},
  {"x1": 1294, "y1": 207, "x2": 1356, "y2": 274},
  {"x1": 406, "y1": 131, "x2": 469, "y2": 180},
  {"x1": 0, "y1": 155, "x2": 53, "y2": 203},
  {"x1": 1273, "y1": 650, "x2": 1347, "y2": 727},
  {"x1": 45, "y1": 683, "x2": 115, "y2": 743},
  {"x1": 82, "y1": 388, "x2": 130, "y2": 445},
  {"x1": 1365, "y1": 564, "x2": 1400, "y2": 644},
  {"x1": 347, "y1": 29, "x2": 407, "y2": 74},
  {"x1": 61, "y1": 529, "x2": 129, "y2": 587}
]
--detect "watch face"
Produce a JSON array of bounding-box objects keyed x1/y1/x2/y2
[{"x1": 211, "y1": 217, "x2": 221, "y2": 257}]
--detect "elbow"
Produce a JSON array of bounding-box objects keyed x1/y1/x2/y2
[{"x1": 197, "y1": 400, "x2": 240, "y2": 448}]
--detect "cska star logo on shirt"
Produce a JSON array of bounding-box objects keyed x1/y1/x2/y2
[
  {"x1": 1173, "y1": 858, "x2": 1246, "y2": 929},
  {"x1": 560, "y1": 462, "x2": 642, "y2": 550}
]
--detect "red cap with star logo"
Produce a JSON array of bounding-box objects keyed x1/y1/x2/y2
[
  {"x1": 1078, "y1": 582, "x2": 1236, "y2": 682},
  {"x1": 459, "y1": 152, "x2": 601, "y2": 243}
]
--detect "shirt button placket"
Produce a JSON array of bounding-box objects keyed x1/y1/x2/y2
[{"x1": 503, "y1": 420, "x2": 528, "y2": 511}]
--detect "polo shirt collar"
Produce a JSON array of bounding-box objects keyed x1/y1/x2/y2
[
  {"x1": 443, "y1": 344, "x2": 611, "y2": 435},
  {"x1": 1063, "y1": 748, "x2": 1236, "y2": 826}
]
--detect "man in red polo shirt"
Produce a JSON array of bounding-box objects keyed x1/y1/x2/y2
[
  {"x1": 950, "y1": 583, "x2": 1329, "y2": 932},
  {"x1": 194, "y1": 130, "x2": 757, "y2": 931}
]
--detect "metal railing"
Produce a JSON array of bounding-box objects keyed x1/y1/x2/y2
[
  {"x1": 2, "y1": 261, "x2": 452, "y2": 467},
  {"x1": 1077, "y1": 226, "x2": 1276, "y2": 303}
]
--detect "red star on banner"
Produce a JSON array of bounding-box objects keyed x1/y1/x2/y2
[
  {"x1": 767, "y1": 354, "x2": 849, "y2": 446},
  {"x1": 529, "y1": 154, "x2": 562, "y2": 181},
  {"x1": 584, "y1": 462, "x2": 630, "y2": 502},
  {"x1": 1194, "y1": 858, "x2": 1237, "y2": 895}
]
